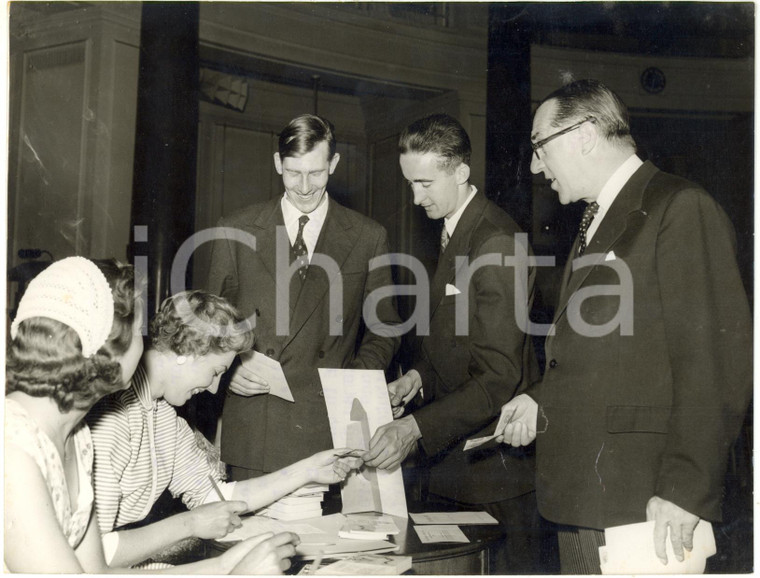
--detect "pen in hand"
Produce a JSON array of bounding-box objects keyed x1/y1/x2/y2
[{"x1": 209, "y1": 474, "x2": 226, "y2": 501}]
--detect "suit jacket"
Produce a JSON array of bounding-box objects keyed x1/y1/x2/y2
[
  {"x1": 531, "y1": 161, "x2": 752, "y2": 529},
  {"x1": 208, "y1": 197, "x2": 401, "y2": 472},
  {"x1": 411, "y1": 192, "x2": 538, "y2": 505}
]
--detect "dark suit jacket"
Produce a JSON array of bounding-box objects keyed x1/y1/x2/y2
[
  {"x1": 531, "y1": 161, "x2": 752, "y2": 529},
  {"x1": 208, "y1": 197, "x2": 400, "y2": 472},
  {"x1": 411, "y1": 192, "x2": 538, "y2": 505}
]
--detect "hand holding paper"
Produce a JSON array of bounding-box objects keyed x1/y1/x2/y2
[
  {"x1": 494, "y1": 394, "x2": 538, "y2": 447},
  {"x1": 646, "y1": 496, "x2": 701, "y2": 565},
  {"x1": 387, "y1": 370, "x2": 421, "y2": 418},
  {"x1": 235, "y1": 350, "x2": 293, "y2": 402}
]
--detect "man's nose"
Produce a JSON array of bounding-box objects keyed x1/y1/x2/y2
[
  {"x1": 301, "y1": 174, "x2": 310, "y2": 191},
  {"x1": 411, "y1": 186, "x2": 424, "y2": 205},
  {"x1": 530, "y1": 152, "x2": 544, "y2": 175}
]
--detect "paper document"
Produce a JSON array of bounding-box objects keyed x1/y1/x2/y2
[
  {"x1": 600, "y1": 520, "x2": 715, "y2": 574},
  {"x1": 463, "y1": 408, "x2": 514, "y2": 451},
  {"x1": 410, "y1": 511, "x2": 498, "y2": 525},
  {"x1": 413, "y1": 525, "x2": 469, "y2": 544},
  {"x1": 217, "y1": 515, "x2": 325, "y2": 543},
  {"x1": 240, "y1": 350, "x2": 293, "y2": 402}
]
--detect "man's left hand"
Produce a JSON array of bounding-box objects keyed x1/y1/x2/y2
[
  {"x1": 646, "y1": 496, "x2": 700, "y2": 565},
  {"x1": 362, "y1": 416, "x2": 421, "y2": 470}
]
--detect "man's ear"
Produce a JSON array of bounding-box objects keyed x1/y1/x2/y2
[
  {"x1": 579, "y1": 121, "x2": 599, "y2": 156},
  {"x1": 455, "y1": 162, "x2": 471, "y2": 186},
  {"x1": 274, "y1": 152, "x2": 283, "y2": 175},
  {"x1": 328, "y1": 152, "x2": 341, "y2": 174}
]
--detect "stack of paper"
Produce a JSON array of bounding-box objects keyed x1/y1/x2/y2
[
  {"x1": 258, "y1": 484, "x2": 329, "y2": 521},
  {"x1": 338, "y1": 514, "x2": 400, "y2": 540},
  {"x1": 303, "y1": 553, "x2": 412, "y2": 575}
]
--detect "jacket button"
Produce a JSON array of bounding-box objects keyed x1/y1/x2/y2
[
  {"x1": 266, "y1": 348, "x2": 275, "y2": 357},
  {"x1": 318, "y1": 350, "x2": 325, "y2": 359},
  {"x1": 335, "y1": 314, "x2": 343, "y2": 323},
  {"x1": 549, "y1": 359, "x2": 558, "y2": 369},
  {"x1": 319, "y1": 389, "x2": 325, "y2": 397}
]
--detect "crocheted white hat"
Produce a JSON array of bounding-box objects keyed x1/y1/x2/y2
[{"x1": 11, "y1": 256, "x2": 115, "y2": 358}]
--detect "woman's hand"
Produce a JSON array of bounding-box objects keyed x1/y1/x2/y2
[
  {"x1": 228, "y1": 532, "x2": 301, "y2": 575},
  {"x1": 185, "y1": 500, "x2": 248, "y2": 539},
  {"x1": 302, "y1": 448, "x2": 363, "y2": 484}
]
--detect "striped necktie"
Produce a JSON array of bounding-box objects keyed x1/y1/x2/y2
[{"x1": 440, "y1": 225, "x2": 450, "y2": 253}]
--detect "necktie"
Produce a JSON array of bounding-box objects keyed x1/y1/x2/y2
[
  {"x1": 292, "y1": 215, "x2": 310, "y2": 280},
  {"x1": 577, "y1": 201, "x2": 599, "y2": 256},
  {"x1": 440, "y1": 224, "x2": 450, "y2": 253}
]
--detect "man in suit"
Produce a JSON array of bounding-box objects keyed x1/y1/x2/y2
[
  {"x1": 497, "y1": 79, "x2": 752, "y2": 573},
  {"x1": 363, "y1": 114, "x2": 543, "y2": 573},
  {"x1": 208, "y1": 114, "x2": 400, "y2": 481}
]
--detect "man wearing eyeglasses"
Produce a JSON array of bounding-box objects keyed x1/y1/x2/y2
[{"x1": 495, "y1": 79, "x2": 751, "y2": 573}]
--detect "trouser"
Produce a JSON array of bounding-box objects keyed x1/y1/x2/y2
[
  {"x1": 430, "y1": 490, "x2": 556, "y2": 574},
  {"x1": 556, "y1": 525, "x2": 605, "y2": 574}
]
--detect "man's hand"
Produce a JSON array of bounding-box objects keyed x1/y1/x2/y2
[
  {"x1": 228, "y1": 364, "x2": 270, "y2": 396},
  {"x1": 229, "y1": 532, "x2": 300, "y2": 575},
  {"x1": 185, "y1": 500, "x2": 248, "y2": 539},
  {"x1": 301, "y1": 448, "x2": 363, "y2": 484},
  {"x1": 362, "y1": 416, "x2": 421, "y2": 470},
  {"x1": 387, "y1": 370, "x2": 422, "y2": 418},
  {"x1": 646, "y1": 496, "x2": 700, "y2": 565},
  {"x1": 494, "y1": 394, "x2": 538, "y2": 447}
]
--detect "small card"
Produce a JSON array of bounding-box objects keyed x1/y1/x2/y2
[
  {"x1": 410, "y1": 511, "x2": 498, "y2": 525},
  {"x1": 463, "y1": 407, "x2": 514, "y2": 451},
  {"x1": 445, "y1": 283, "x2": 462, "y2": 296},
  {"x1": 240, "y1": 350, "x2": 294, "y2": 402},
  {"x1": 414, "y1": 525, "x2": 469, "y2": 544}
]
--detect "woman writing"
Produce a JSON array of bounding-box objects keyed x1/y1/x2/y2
[
  {"x1": 87, "y1": 290, "x2": 358, "y2": 568},
  {"x1": 4, "y1": 257, "x2": 299, "y2": 573}
]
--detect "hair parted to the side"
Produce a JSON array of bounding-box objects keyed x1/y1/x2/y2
[
  {"x1": 398, "y1": 113, "x2": 471, "y2": 173},
  {"x1": 542, "y1": 79, "x2": 637, "y2": 150},
  {"x1": 149, "y1": 290, "x2": 254, "y2": 358},
  {"x1": 6, "y1": 259, "x2": 138, "y2": 413},
  {"x1": 278, "y1": 114, "x2": 337, "y2": 160}
]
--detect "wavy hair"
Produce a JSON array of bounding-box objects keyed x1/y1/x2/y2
[
  {"x1": 6, "y1": 259, "x2": 137, "y2": 412},
  {"x1": 398, "y1": 113, "x2": 471, "y2": 174},
  {"x1": 149, "y1": 290, "x2": 254, "y2": 357}
]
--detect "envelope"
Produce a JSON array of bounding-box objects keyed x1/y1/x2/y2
[
  {"x1": 239, "y1": 350, "x2": 294, "y2": 402},
  {"x1": 445, "y1": 283, "x2": 461, "y2": 296}
]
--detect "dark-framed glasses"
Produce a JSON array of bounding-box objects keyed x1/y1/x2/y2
[{"x1": 531, "y1": 117, "x2": 596, "y2": 160}]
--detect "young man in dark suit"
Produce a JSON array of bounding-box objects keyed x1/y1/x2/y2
[
  {"x1": 497, "y1": 79, "x2": 752, "y2": 573},
  {"x1": 208, "y1": 114, "x2": 400, "y2": 481},
  {"x1": 363, "y1": 114, "x2": 543, "y2": 573}
]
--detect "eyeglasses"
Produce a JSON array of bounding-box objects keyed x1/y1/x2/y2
[{"x1": 531, "y1": 117, "x2": 596, "y2": 160}]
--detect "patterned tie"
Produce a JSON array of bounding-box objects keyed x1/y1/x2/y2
[
  {"x1": 291, "y1": 215, "x2": 310, "y2": 280},
  {"x1": 577, "y1": 201, "x2": 599, "y2": 256},
  {"x1": 440, "y1": 224, "x2": 450, "y2": 254}
]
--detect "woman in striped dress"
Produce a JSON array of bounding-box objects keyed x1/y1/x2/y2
[{"x1": 87, "y1": 290, "x2": 358, "y2": 568}]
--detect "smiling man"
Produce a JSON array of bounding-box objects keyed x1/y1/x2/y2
[
  {"x1": 363, "y1": 113, "x2": 543, "y2": 573},
  {"x1": 208, "y1": 114, "x2": 400, "y2": 482}
]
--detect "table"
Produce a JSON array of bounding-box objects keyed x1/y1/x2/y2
[{"x1": 209, "y1": 501, "x2": 505, "y2": 575}]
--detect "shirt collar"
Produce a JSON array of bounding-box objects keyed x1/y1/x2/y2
[
  {"x1": 594, "y1": 154, "x2": 643, "y2": 216},
  {"x1": 444, "y1": 185, "x2": 478, "y2": 236},
  {"x1": 281, "y1": 193, "x2": 329, "y2": 231}
]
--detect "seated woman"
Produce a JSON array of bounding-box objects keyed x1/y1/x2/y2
[
  {"x1": 86, "y1": 290, "x2": 357, "y2": 568},
  {"x1": 5, "y1": 257, "x2": 298, "y2": 574}
]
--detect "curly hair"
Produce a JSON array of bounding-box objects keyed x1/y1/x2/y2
[
  {"x1": 149, "y1": 290, "x2": 254, "y2": 357},
  {"x1": 6, "y1": 259, "x2": 138, "y2": 413}
]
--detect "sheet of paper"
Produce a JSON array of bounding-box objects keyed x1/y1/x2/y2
[
  {"x1": 240, "y1": 350, "x2": 294, "y2": 402},
  {"x1": 413, "y1": 525, "x2": 469, "y2": 544},
  {"x1": 319, "y1": 368, "x2": 408, "y2": 518},
  {"x1": 600, "y1": 519, "x2": 716, "y2": 574},
  {"x1": 463, "y1": 407, "x2": 514, "y2": 451},
  {"x1": 410, "y1": 511, "x2": 498, "y2": 525},
  {"x1": 217, "y1": 515, "x2": 326, "y2": 542}
]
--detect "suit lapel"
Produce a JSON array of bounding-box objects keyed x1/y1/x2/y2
[
  {"x1": 553, "y1": 161, "x2": 658, "y2": 323},
  {"x1": 283, "y1": 198, "x2": 358, "y2": 349},
  {"x1": 249, "y1": 198, "x2": 294, "y2": 315},
  {"x1": 429, "y1": 193, "x2": 487, "y2": 319}
]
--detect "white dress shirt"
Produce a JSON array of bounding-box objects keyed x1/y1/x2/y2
[
  {"x1": 281, "y1": 193, "x2": 329, "y2": 260},
  {"x1": 444, "y1": 185, "x2": 478, "y2": 238},
  {"x1": 586, "y1": 154, "x2": 643, "y2": 242}
]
